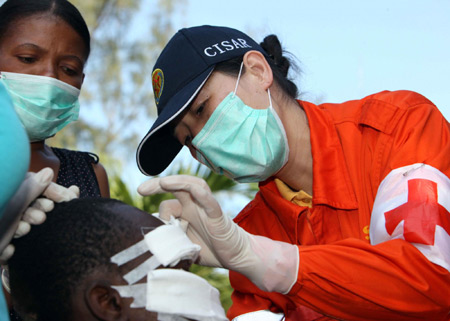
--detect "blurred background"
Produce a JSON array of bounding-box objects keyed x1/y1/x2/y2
[
  {"x1": 5, "y1": 0, "x2": 448, "y2": 311},
  {"x1": 48, "y1": 0, "x2": 450, "y2": 201}
]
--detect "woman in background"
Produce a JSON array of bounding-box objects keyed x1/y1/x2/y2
[{"x1": 0, "y1": 0, "x2": 109, "y2": 198}]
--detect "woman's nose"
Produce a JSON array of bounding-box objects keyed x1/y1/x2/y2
[{"x1": 39, "y1": 63, "x2": 58, "y2": 79}]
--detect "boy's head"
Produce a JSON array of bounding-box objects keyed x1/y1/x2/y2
[{"x1": 8, "y1": 198, "x2": 224, "y2": 321}]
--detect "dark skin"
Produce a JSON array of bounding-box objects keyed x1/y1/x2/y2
[
  {"x1": 69, "y1": 204, "x2": 192, "y2": 321},
  {"x1": 0, "y1": 13, "x2": 109, "y2": 197}
]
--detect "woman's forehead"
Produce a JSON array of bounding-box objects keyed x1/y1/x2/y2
[
  {"x1": 192, "y1": 71, "x2": 236, "y2": 105},
  {"x1": 1, "y1": 14, "x2": 88, "y2": 59},
  {"x1": 4, "y1": 14, "x2": 58, "y2": 38},
  {"x1": 204, "y1": 71, "x2": 236, "y2": 89}
]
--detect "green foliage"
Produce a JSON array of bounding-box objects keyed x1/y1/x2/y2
[{"x1": 110, "y1": 174, "x2": 176, "y2": 214}]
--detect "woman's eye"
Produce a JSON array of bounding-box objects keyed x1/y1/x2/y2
[
  {"x1": 18, "y1": 56, "x2": 36, "y2": 64},
  {"x1": 195, "y1": 104, "x2": 204, "y2": 116},
  {"x1": 184, "y1": 135, "x2": 192, "y2": 146},
  {"x1": 61, "y1": 66, "x2": 78, "y2": 76}
]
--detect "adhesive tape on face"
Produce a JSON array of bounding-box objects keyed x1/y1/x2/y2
[
  {"x1": 113, "y1": 269, "x2": 227, "y2": 321},
  {"x1": 111, "y1": 238, "x2": 148, "y2": 266},
  {"x1": 123, "y1": 255, "x2": 161, "y2": 285},
  {"x1": 112, "y1": 283, "x2": 147, "y2": 308}
]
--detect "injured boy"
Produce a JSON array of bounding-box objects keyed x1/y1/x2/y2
[{"x1": 7, "y1": 198, "x2": 227, "y2": 321}]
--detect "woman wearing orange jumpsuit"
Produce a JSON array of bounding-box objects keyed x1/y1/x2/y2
[{"x1": 137, "y1": 25, "x2": 450, "y2": 321}]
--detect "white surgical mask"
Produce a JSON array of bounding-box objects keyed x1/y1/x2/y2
[
  {"x1": 192, "y1": 63, "x2": 289, "y2": 183},
  {"x1": 0, "y1": 72, "x2": 80, "y2": 142}
]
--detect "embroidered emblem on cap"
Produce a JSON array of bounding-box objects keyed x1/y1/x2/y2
[{"x1": 152, "y1": 69, "x2": 164, "y2": 105}]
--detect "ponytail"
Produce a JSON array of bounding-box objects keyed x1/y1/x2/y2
[{"x1": 260, "y1": 35, "x2": 299, "y2": 98}]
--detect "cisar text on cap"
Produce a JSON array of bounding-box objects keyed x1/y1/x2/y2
[{"x1": 204, "y1": 38, "x2": 252, "y2": 57}]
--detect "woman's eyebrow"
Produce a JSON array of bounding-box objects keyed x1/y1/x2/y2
[
  {"x1": 14, "y1": 43, "x2": 44, "y2": 52},
  {"x1": 190, "y1": 95, "x2": 209, "y2": 113},
  {"x1": 14, "y1": 43, "x2": 85, "y2": 64},
  {"x1": 60, "y1": 54, "x2": 85, "y2": 65}
]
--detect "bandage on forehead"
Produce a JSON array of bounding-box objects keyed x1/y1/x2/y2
[
  {"x1": 144, "y1": 222, "x2": 200, "y2": 266},
  {"x1": 110, "y1": 221, "x2": 200, "y2": 285},
  {"x1": 112, "y1": 269, "x2": 228, "y2": 321}
]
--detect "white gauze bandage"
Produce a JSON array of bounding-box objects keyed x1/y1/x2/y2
[
  {"x1": 113, "y1": 269, "x2": 228, "y2": 321},
  {"x1": 144, "y1": 220, "x2": 200, "y2": 267},
  {"x1": 110, "y1": 220, "x2": 200, "y2": 284}
]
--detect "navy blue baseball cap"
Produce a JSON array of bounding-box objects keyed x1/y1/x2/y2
[{"x1": 137, "y1": 25, "x2": 268, "y2": 176}]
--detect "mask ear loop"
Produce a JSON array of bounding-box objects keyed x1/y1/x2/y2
[
  {"x1": 267, "y1": 88, "x2": 273, "y2": 109},
  {"x1": 232, "y1": 61, "x2": 273, "y2": 109},
  {"x1": 232, "y1": 62, "x2": 244, "y2": 98}
]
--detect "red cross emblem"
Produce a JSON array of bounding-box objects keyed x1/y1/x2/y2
[{"x1": 384, "y1": 178, "x2": 450, "y2": 245}]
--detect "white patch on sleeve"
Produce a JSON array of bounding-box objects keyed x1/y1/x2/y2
[
  {"x1": 370, "y1": 163, "x2": 450, "y2": 272},
  {"x1": 232, "y1": 310, "x2": 285, "y2": 321}
]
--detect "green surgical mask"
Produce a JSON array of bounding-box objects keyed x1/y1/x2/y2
[
  {"x1": 192, "y1": 64, "x2": 289, "y2": 183},
  {"x1": 0, "y1": 72, "x2": 80, "y2": 142}
]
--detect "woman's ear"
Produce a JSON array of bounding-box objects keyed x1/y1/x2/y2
[
  {"x1": 242, "y1": 50, "x2": 273, "y2": 90},
  {"x1": 85, "y1": 281, "x2": 125, "y2": 321}
]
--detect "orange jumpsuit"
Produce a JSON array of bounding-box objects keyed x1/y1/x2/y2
[{"x1": 228, "y1": 91, "x2": 450, "y2": 321}]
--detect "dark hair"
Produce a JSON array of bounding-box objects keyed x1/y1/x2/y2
[
  {"x1": 214, "y1": 34, "x2": 299, "y2": 99},
  {"x1": 0, "y1": 0, "x2": 91, "y2": 59},
  {"x1": 8, "y1": 198, "x2": 138, "y2": 321}
]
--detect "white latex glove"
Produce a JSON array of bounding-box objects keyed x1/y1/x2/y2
[
  {"x1": 0, "y1": 168, "x2": 80, "y2": 264},
  {"x1": 138, "y1": 175, "x2": 299, "y2": 294}
]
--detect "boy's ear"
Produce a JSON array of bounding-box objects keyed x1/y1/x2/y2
[{"x1": 85, "y1": 281, "x2": 126, "y2": 321}]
